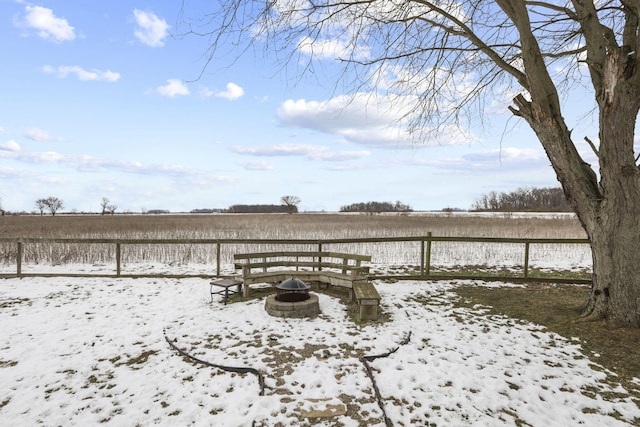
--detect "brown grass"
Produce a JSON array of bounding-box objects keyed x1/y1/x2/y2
[
  {"x1": 453, "y1": 283, "x2": 640, "y2": 397},
  {"x1": 0, "y1": 212, "x2": 586, "y2": 239}
]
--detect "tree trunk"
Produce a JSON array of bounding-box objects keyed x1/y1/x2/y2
[
  {"x1": 511, "y1": 82, "x2": 640, "y2": 327},
  {"x1": 580, "y1": 68, "x2": 640, "y2": 328},
  {"x1": 586, "y1": 219, "x2": 640, "y2": 328},
  {"x1": 502, "y1": 2, "x2": 640, "y2": 327}
]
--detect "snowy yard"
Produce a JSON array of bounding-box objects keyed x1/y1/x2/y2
[{"x1": 1, "y1": 275, "x2": 639, "y2": 426}]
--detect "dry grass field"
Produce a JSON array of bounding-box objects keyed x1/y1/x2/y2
[
  {"x1": 0, "y1": 212, "x2": 587, "y2": 240},
  {"x1": 0, "y1": 212, "x2": 590, "y2": 275}
]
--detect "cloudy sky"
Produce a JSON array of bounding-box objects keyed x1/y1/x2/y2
[{"x1": 1, "y1": 1, "x2": 600, "y2": 213}]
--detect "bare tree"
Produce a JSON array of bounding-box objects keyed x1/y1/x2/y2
[
  {"x1": 280, "y1": 195, "x2": 301, "y2": 214},
  {"x1": 100, "y1": 197, "x2": 117, "y2": 215},
  {"x1": 185, "y1": 1, "x2": 640, "y2": 327},
  {"x1": 35, "y1": 198, "x2": 47, "y2": 216},
  {"x1": 43, "y1": 197, "x2": 64, "y2": 216}
]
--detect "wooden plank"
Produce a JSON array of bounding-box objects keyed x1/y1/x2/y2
[
  {"x1": 233, "y1": 251, "x2": 372, "y2": 262},
  {"x1": 353, "y1": 282, "x2": 381, "y2": 301}
]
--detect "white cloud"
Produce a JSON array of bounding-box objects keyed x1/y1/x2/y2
[
  {"x1": 43, "y1": 65, "x2": 121, "y2": 82},
  {"x1": 411, "y1": 147, "x2": 548, "y2": 173},
  {"x1": 199, "y1": 87, "x2": 215, "y2": 97},
  {"x1": 154, "y1": 79, "x2": 190, "y2": 97},
  {"x1": 237, "y1": 160, "x2": 274, "y2": 171},
  {"x1": 17, "y1": 151, "x2": 65, "y2": 163},
  {"x1": 0, "y1": 140, "x2": 20, "y2": 152},
  {"x1": 133, "y1": 9, "x2": 169, "y2": 47},
  {"x1": 216, "y1": 83, "x2": 245, "y2": 101},
  {"x1": 232, "y1": 143, "x2": 370, "y2": 161},
  {"x1": 24, "y1": 128, "x2": 53, "y2": 141},
  {"x1": 297, "y1": 36, "x2": 370, "y2": 61},
  {"x1": 233, "y1": 143, "x2": 322, "y2": 157},
  {"x1": 19, "y1": 5, "x2": 75, "y2": 43},
  {"x1": 276, "y1": 93, "x2": 477, "y2": 148}
]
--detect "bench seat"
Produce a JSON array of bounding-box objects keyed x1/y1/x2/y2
[{"x1": 352, "y1": 282, "x2": 381, "y2": 321}]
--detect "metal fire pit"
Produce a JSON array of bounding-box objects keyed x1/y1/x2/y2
[
  {"x1": 276, "y1": 278, "x2": 310, "y2": 302},
  {"x1": 266, "y1": 277, "x2": 319, "y2": 318}
]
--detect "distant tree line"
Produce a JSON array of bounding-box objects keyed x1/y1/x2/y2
[
  {"x1": 471, "y1": 187, "x2": 571, "y2": 212},
  {"x1": 190, "y1": 208, "x2": 226, "y2": 214},
  {"x1": 194, "y1": 196, "x2": 301, "y2": 214},
  {"x1": 227, "y1": 204, "x2": 293, "y2": 213},
  {"x1": 339, "y1": 201, "x2": 413, "y2": 213}
]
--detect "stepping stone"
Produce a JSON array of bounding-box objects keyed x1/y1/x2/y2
[{"x1": 296, "y1": 397, "x2": 347, "y2": 418}]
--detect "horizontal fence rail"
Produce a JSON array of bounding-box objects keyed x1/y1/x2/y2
[{"x1": 0, "y1": 234, "x2": 592, "y2": 284}]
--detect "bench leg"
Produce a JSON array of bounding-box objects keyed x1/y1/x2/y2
[
  {"x1": 358, "y1": 301, "x2": 379, "y2": 321},
  {"x1": 359, "y1": 303, "x2": 366, "y2": 321}
]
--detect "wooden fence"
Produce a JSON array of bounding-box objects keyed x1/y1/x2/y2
[{"x1": 0, "y1": 233, "x2": 592, "y2": 283}]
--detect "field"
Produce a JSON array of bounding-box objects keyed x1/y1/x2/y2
[
  {"x1": 0, "y1": 212, "x2": 588, "y2": 240},
  {"x1": 1, "y1": 213, "x2": 640, "y2": 426},
  {"x1": 0, "y1": 212, "x2": 591, "y2": 277}
]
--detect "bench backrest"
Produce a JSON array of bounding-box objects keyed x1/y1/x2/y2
[{"x1": 233, "y1": 251, "x2": 371, "y2": 277}]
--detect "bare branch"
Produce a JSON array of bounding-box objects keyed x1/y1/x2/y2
[{"x1": 584, "y1": 136, "x2": 601, "y2": 158}]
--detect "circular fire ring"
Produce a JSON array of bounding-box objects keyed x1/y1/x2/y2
[{"x1": 265, "y1": 293, "x2": 320, "y2": 318}]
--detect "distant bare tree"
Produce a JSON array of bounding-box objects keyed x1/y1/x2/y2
[
  {"x1": 100, "y1": 197, "x2": 117, "y2": 215},
  {"x1": 43, "y1": 197, "x2": 64, "y2": 216},
  {"x1": 35, "y1": 199, "x2": 47, "y2": 216},
  {"x1": 280, "y1": 195, "x2": 301, "y2": 214}
]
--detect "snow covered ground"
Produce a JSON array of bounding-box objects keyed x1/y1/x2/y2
[{"x1": 1, "y1": 275, "x2": 639, "y2": 426}]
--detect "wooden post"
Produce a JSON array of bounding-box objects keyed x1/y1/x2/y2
[
  {"x1": 16, "y1": 241, "x2": 22, "y2": 277},
  {"x1": 216, "y1": 241, "x2": 221, "y2": 277},
  {"x1": 116, "y1": 243, "x2": 121, "y2": 277},
  {"x1": 524, "y1": 242, "x2": 530, "y2": 278},
  {"x1": 420, "y1": 238, "x2": 425, "y2": 275},
  {"x1": 425, "y1": 232, "x2": 432, "y2": 276}
]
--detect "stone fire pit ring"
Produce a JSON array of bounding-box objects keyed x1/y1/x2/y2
[{"x1": 265, "y1": 278, "x2": 320, "y2": 318}]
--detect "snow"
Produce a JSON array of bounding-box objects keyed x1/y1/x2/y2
[{"x1": 1, "y1": 275, "x2": 639, "y2": 426}]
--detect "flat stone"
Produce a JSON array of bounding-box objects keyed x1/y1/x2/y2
[{"x1": 297, "y1": 398, "x2": 347, "y2": 418}]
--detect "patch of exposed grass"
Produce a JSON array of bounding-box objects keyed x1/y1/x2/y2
[
  {"x1": 429, "y1": 265, "x2": 591, "y2": 281},
  {"x1": 0, "y1": 359, "x2": 18, "y2": 368},
  {"x1": 452, "y1": 283, "x2": 640, "y2": 396},
  {"x1": 0, "y1": 298, "x2": 31, "y2": 309}
]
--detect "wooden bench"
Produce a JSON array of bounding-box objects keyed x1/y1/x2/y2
[
  {"x1": 352, "y1": 281, "x2": 381, "y2": 321},
  {"x1": 234, "y1": 251, "x2": 371, "y2": 297}
]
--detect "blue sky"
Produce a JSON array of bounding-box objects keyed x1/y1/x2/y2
[{"x1": 0, "y1": 1, "x2": 599, "y2": 213}]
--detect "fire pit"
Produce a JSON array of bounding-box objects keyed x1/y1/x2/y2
[
  {"x1": 265, "y1": 278, "x2": 320, "y2": 318},
  {"x1": 276, "y1": 278, "x2": 310, "y2": 302}
]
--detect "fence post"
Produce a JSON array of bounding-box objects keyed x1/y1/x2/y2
[
  {"x1": 16, "y1": 240, "x2": 22, "y2": 277},
  {"x1": 116, "y1": 243, "x2": 121, "y2": 277},
  {"x1": 524, "y1": 241, "x2": 530, "y2": 278},
  {"x1": 425, "y1": 232, "x2": 432, "y2": 276},
  {"x1": 216, "y1": 241, "x2": 221, "y2": 277},
  {"x1": 420, "y1": 238, "x2": 425, "y2": 275}
]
